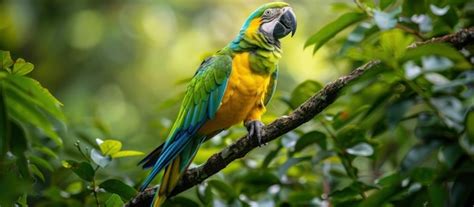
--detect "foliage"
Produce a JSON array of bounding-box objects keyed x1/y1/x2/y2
[{"x1": 0, "y1": 0, "x2": 473, "y2": 206}]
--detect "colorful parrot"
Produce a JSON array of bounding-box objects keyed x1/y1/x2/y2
[{"x1": 138, "y1": 2, "x2": 297, "y2": 206}]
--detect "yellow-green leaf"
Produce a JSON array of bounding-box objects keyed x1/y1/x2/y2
[
  {"x1": 111, "y1": 150, "x2": 144, "y2": 158},
  {"x1": 100, "y1": 139, "x2": 122, "y2": 155},
  {"x1": 0, "y1": 50, "x2": 13, "y2": 70},
  {"x1": 12, "y1": 58, "x2": 34, "y2": 76}
]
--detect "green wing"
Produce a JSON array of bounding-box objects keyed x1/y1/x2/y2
[
  {"x1": 140, "y1": 54, "x2": 232, "y2": 189},
  {"x1": 264, "y1": 65, "x2": 278, "y2": 105}
]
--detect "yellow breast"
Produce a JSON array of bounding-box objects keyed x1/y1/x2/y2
[{"x1": 199, "y1": 52, "x2": 271, "y2": 134}]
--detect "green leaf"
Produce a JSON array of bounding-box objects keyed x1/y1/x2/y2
[
  {"x1": 90, "y1": 148, "x2": 111, "y2": 168},
  {"x1": 69, "y1": 161, "x2": 95, "y2": 182},
  {"x1": 336, "y1": 125, "x2": 368, "y2": 149},
  {"x1": 33, "y1": 146, "x2": 58, "y2": 159},
  {"x1": 99, "y1": 179, "x2": 137, "y2": 200},
  {"x1": 29, "y1": 155, "x2": 54, "y2": 172},
  {"x1": 99, "y1": 139, "x2": 122, "y2": 155},
  {"x1": 5, "y1": 75, "x2": 65, "y2": 122},
  {"x1": 262, "y1": 145, "x2": 282, "y2": 168},
  {"x1": 111, "y1": 150, "x2": 144, "y2": 158},
  {"x1": 438, "y1": 144, "x2": 462, "y2": 169},
  {"x1": 12, "y1": 58, "x2": 34, "y2": 76},
  {"x1": 380, "y1": 0, "x2": 395, "y2": 10},
  {"x1": 4, "y1": 89, "x2": 62, "y2": 146},
  {"x1": 289, "y1": 80, "x2": 323, "y2": 109},
  {"x1": 359, "y1": 181, "x2": 403, "y2": 207},
  {"x1": 403, "y1": 43, "x2": 471, "y2": 69},
  {"x1": 305, "y1": 12, "x2": 366, "y2": 53},
  {"x1": 207, "y1": 179, "x2": 237, "y2": 201},
  {"x1": 380, "y1": 29, "x2": 414, "y2": 62},
  {"x1": 105, "y1": 194, "x2": 124, "y2": 207},
  {"x1": 0, "y1": 50, "x2": 14, "y2": 70},
  {"x1": 10, "y1": 122, "x2": 30, "y2": 178},
  {"x1": 29, "y1": 164, "x2": 45, "y2": 182},
  {"x1": 278, "y1": 156, "x2": 311, "y2": 178},
  {"x1": 428, "y1": 183, "x2": 447, "y2": 207},
  {"x1": 294, "y1": 130, "x2": 327, "y2": 152},
  {"x1": 401, "y1": 141, "x2": 441, "y2": 172},
  {"x1": 65, "y1": 181, "x2": 83, "y2": 195},
  {"x1": 196, "y1": 184, "x2": 213, "y2": 205}
]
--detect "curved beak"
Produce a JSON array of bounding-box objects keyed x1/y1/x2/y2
[{"x1": 273, "y1": 7, "x2": 297, "y2": 39}]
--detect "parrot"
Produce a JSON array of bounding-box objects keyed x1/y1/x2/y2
[{"x1": 138, "y1": 2, "x2": 297, "y2": 206}]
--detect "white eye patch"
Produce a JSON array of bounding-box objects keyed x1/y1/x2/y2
[{"x1": 261, "y1": 20, "x2": 278, "y2": 35}]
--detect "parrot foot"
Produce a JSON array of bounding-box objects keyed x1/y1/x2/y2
[{"x1": 245, "y1": 120, "x2": 266, "y2": 147}]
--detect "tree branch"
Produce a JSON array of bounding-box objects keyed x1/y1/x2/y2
[{"x1": 126, "y1": 27, "x2": 474, "y2": 207}]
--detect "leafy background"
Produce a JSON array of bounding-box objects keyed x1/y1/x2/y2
[{"x1": 0, "y1": 0, "x2": 473, "y2": 206}]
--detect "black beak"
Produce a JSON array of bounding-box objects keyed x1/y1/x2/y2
[{"x1": 273, "y1": 7, "x2": 297, "y2": 39}]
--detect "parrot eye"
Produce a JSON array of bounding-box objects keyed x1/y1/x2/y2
[{"x1": 264, "y1": 9, "x2": 272, "y2": 16}]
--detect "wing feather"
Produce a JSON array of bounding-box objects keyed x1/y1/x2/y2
[{"x1": 140, "y1": 54, "x2": 232, "y2": 189}]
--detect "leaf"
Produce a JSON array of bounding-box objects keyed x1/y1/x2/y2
[
  {"x1": 359, "y1": 181, "x2": 403, "y2": 207},
  {"x1": 111, "y1": 150, "x2": 144, "y2": 158},
  {"x1": 438, "y1": 144, "x2": 462, "y2": 169},
  {"x1": 12, "y1": 58, "x2": 34, "y2": 76},
  {"x1": 66, "y1": 181, "x2": 83, "y2": 195},
  {"x1": 401, "y1": 141, "x2": 441, "y2": 172},
  {"x1": 428, "y1": 183, "x2": 447, "y2": 207},
  {"x1": 69, "y1": 161, "x2": 95, "y2": 182},
  {"x1": 99, "y1": 179, "x2": 137, "y2": 200},
  {"x1": 294, "y1": 130, "x2": 327, "y2": 152},
  {"x1": 403, "y1": 43, "x2": 471, "y2": 69},
  {"x1": 33, "y1": 146, "x2": 58, "y2": 159},
  {"x1": 336, "y1": 125, "x2": 368, "y2": 149},
  {"x1": 278, "y1": 156, "x2": 311, "y2": 178},
  {"x1": 289, "y1": 80, "x2": 323, "y2": 109},
  {"x1": 29, "y1": 164, "x2": 45, "y2": 182},
  {"x1": 339, "y1": 22, "x2": 378, "y2": 55},
  {"x1": 99, "y1": 139, "x2": 122, "y2": 155},
  {"x1": 380, "y1": 0, "x2": 395, "y2": 10},
  {"x1": 29, "y1": 155, "x2": 54, "y2": 172},
  {"x1": 346, "y1": 142, "x2": 374, "y2": 156},
  {"x1": 380, "y1": 29, "x2": 414, "y2": 62},
  {"x1": 0, "y1": 50, "x2": 14, "y2": 70},
  {"x1": 5, "y1": 75, "x2": 65, "y2": 121},
  {"x1": 90, "y1": 148, "x2": 111, "y2": 168},
  {"x1": 105, "y1": 194, "x2": 124, "y2": 207},
  {"x1": 10, "y1": 122, "x2": 30, "y2": 178},
  {"x1": 4, "y1": 89, "x2": 62, "y2": 146},
  {"x1": 305, "y1": 12, "x2": 366, "y2": 53},
  {"x1": 207, "y1": 179, "x2": 237, "y2": 201},
  {"x1": 196, "y1": 184, "x2": 213, "y2": 205},
  {"x1": 262, "y1": 145, "x2": 282, "y2": 168}
]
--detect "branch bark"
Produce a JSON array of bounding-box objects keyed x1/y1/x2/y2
[{"x1": 126, "y1": 27, "x2": 474, "y2": 207}]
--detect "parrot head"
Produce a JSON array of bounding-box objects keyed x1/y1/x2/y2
[{"x1": 233, "y1": 2, "x2": 297, "y2": 49}]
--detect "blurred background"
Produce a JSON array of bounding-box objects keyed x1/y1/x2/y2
[{"x1": 2, "y1": 0, "x2": 474, "y2": 206}]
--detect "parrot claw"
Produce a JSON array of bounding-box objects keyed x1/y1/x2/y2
[{"x1": 245, "y1": 120, "x2": 266, "y2": 147}]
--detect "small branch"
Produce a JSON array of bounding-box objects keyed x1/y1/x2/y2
[{"x1": 126, "y1": 27, "x2": 474, "y2": 207}]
